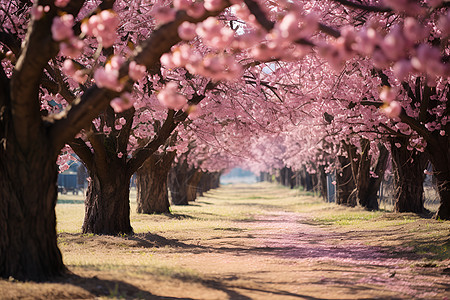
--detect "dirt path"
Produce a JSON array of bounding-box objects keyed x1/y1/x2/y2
[
  {"x1": 1, "y1": 183, "x2": 449, "y2": 299},
  {"x1": 174, "y1": 211, "x2": 448, "y2": 299}
]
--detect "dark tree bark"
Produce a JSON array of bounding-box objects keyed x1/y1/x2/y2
[
  {"x1": 351, "y1": 140, "x2": 389, "y2": 211},
  {"x1": 427, "y1": 139, "x2": 450, "y2": 220},
  {"x1": 360, "y1": 143, "x2": 389, "y2": 209},
  {"x1": 1, "y1": 1, "x2": 231, "y2": 281},
  {"x1": 371, "y1": 75, "x2": 450, "y2": 219},
  {"x1": 0, "y1": 140, "x2": 65, "y2": 281},
  {"x1": 0, "y1": 2, "x2": 89, "y2": 281},
  {"x1": 82, "y1": 162, "x2": 132, "y2": 234},
  {"x1": 186, "y1": 170, "x2": 203, "y2": 202},
  {"x1": 281, "y1": 167, "x2": 295, "y2": 188},
  {"x1": 198, "y1": 171, "x2": 212, "y2": 195},
  {"x1": 211, "y1": 172, "x2": 221, "y2": 189},
  {"x1": 136, "y1": 151, "x2": 176, "y2": 214},
  {"x1": 298, "y1": 166, "x2": 314, "y2": 191},
  {"x1": 336, "y1": 154, "x2": 356, "y2": 206},
  {"x1": 168, "y1": 156, "x2": 190, "y2": 205},
  {"x1": 390, "y1": 137, "x2": 428, "y2": 213},
  {"x1": 318, "y1": 165, "x2": 328, "y2": 201}
]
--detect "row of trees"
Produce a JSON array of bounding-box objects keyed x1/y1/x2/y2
[{"x1": 0, "y1": 0, "x2": 448, "y2": 281}]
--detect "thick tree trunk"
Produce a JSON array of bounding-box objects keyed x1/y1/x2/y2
[
  {"x1": 187, "y1": 170, "x2": 203, "y2": 202},
  {"x1": 0, "y1": 142, "x2": 65, "y2": 281},
  {"x1": 318, "y1": 165, "x2": 328, "y2": 201},
  {"x1": 427, "y1": 138, "x2": 450, "y2": 220},
  {"x1": 136, "y1": 152, "x2": 176, "y2": 214},
  {"x1": 355, "y1": 142, "x2": 389, "y2": 211},
  {"x1": 280, "y1": 167, "x2": 294, "y2": 187},
  {"x1": 168, "y1": 157, "x2": 189, "y2": 205},
  {"x1": 212, "y1": 172, "x2": 221, "y2": 189},
  {"x1": 82, "y1": 165, "x2": 132, "y2": 235},
  {"x1": 299, "y1": 167, "x2": 314, "y2": 191},
  {"x1": 390, "y1": 138, "x2": 428, "y2": 214},
  {"x1": 336, "y1": 154, "x2": 356, "y2": 206}
]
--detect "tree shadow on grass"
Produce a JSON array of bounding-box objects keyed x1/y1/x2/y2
[
  {"x1": 164, "y1": 213, "x2": 196, "y2": 220},
  {"x1": 128, "y1": 232, "x2": 209, "y2": 251},
  {"x1": 62, "y1": 273, "x2": 195, "y2": 299},
  {"x1": 61, "y1": 271, "x2": 327, "y2": 300}
]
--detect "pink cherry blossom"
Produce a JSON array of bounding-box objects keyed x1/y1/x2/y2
[
  {"x1": 110, "y1": 92, "x2": 134, "y2": 113},
  {"x1": 379, "y1": 87, "x2": 397, "y2": 103},
  {"x1": 51, "y1": 14, "x2": 74, "y2": 41},
  {"x1": 81, "y1": 10, "x2": 119, "y2": 47},
  {"x1": 204, "y1": 0, "x2": 223, "y2": 11},
  {"x1": 187, "y1": 2, "x2": 205, "y2": 18},
  {"x1": 59, "y1": 38, "x2": 84, "y2": 58},
  {"x1": 178, "y1": 22, "x2": 197, "y2": 40},
  {"x1": 157, "y1": 82, "x2": 187, "y2": 110},
  {"x1": 393, "y1": 60, "x2": 412, "y2": 81},
  {"x1": 54, "y1": 0, "x2": 70, "y2": 8},
  {"x1": 128, "y1": 61, "x2": 147, "y2": 81},
  {"x1": 30, "y1": 5, "x2": 49, "y2": 20},
  {"x1": 154, "y1": 6, "x2": 176, "y2": 25},
  {"x1": 62, "y1": 59, "x2": 87, "y2": 84},
  {"x1": 173, "y1": 0, "x2": 192, "y2": 10},
  {"x1": 381, "y1": 101, "x2": 402, "y2": 118},
  {"x1": 94, "y1": 56, "x2": 125, "y2": 92}
]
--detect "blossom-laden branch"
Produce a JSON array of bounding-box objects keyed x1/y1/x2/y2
[
  {"x1": 332, "y1": 0, "x2": 392, "y2": 13},
  {"x1": 8, "y1": 0, "x2": 87, "y2": 154},
  {"x1": 49, "y1": 1, "x2": 232, "y2": 156},
  {"x1": 126, "y1": 81, "x2": 214, "y2": 177}
]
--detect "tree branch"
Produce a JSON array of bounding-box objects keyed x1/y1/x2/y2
[
  {"x1": 116, "y1": 107, "x2": 135, "y2": 155},
  {"x1": 243, "y1": 0, "x2": 341, "y2": 39},
  {"x1": 243, "y1": 0, "x2": 274, "y2": 31},
  {"x1": 0, "y1": 30, "x2": 21, "y2": 55},
  {"x1": 49, "y1": 86, "x2": 120, "y2": 157},
  {"x1": 10, "y1": 4, "x2": 59, "y2": 152},
  {"x1": 68, "y1": 138, "x2": 94, "y2": 172},
  {"x1": 0, "y1": 59, "x2": 10, "y2": 109},
  {"x1": 419, "y1": 84, "x2": 432, "y2": 123},
  {"x1": 87, "y1": 128, "x2": 110, "y2": 181},
  {"x1": 49, "y1": 2, "x2": 231, "y2": 156},
  {"x1": 126, "y1": 110, "x2": 177, "y2": 177},
  {"x1": 332, "y1": 0, "x2": 392, "y2": 13},
  {"x1": 9, "y1": 0, "x2": 86, "y2": 153},
  {"x1": 126, "y1": 87, "x2": 210, "y2": 177}
]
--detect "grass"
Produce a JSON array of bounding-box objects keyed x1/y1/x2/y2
[{"x1": 3, "y1": 182, "x2": 447, "y2": 300}]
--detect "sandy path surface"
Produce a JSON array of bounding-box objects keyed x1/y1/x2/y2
[{"x1": 174, "y1": 211, "x2": 448, "y2": 299}]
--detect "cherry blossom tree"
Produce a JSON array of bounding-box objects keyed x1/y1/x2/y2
[
  {"x1": 1, "y1": 0, "x2": 449, "y2": 283},
  {"x1": 0, "y1": 0, "x2": 230, "y2": 280}
]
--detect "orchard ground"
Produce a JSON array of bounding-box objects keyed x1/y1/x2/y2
[{"x1": 1, "y1": 183, "x2": 449, "y2": 299}]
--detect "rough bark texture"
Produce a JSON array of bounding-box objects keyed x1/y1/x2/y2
[
  {"x1": 82, "y1": 164, "x2": 132, "y2": 235},
  {"x1": 136, "y1": 151, "x2": 176, "y2": 214},
  {"x1": 0, "y1": 143, "x2": 66, "y2": 281},
  {"x1": 0, "y1": 54, "x2": 65, "y2": 280},
  {"x1": 336, "y1": 154, "x2": 356, "y2": 206},
  {"x1": 352, "y1": 141, "x2": 389, "y2": 211},
  {"x1": 168, "y1": 157, "x2": 190, "y2": 205},
  {"x1": 389, "y1": 138, "x2": 428, "y2": 213},
  {"x1": 426, "y1": 135, "x2": 450, "y2": 220},
  {"x1": 186, "y1": 170, "x2": 203, "y2": 202},
  {"x1": 280, "y1": 167, "x2": 295, "y2": 188},
  {"x1": 318, "y1": 165, "x2": 328, "y2": 201},
  {"x1": 0, "y1": 0, "x2": 228, "y2": 282},
  {"x1": 198, "y1": 171, "x2": 221, "y2": 195},
  {"x1": 299, "y1": 167, "x2": 314, "y2": 191}
]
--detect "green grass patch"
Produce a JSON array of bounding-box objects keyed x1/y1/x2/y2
[{"x1": 312, "y1": 210, "x2": 383, "y2": 226}]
